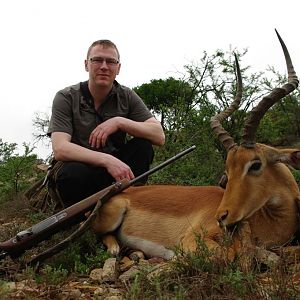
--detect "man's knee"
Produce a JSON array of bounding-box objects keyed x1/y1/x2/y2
[
  {"x1": 120, "y1": 138, "x2": 154, "y2": 184},
  {"x1": 56, "y1": 162, "x2": 91, "y2": 183},
  {"x1": 52, "y1": 162, "x2": 91, "y2": 204},
  {"x1": 128, "y1": 138, "x2": 154, "y2": 162}
]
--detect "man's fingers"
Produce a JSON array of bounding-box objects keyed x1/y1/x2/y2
[
  {"x1": 89, "y1": 128, "x2": 109, "y2": 149},
  {"x1": 96, "y1": 133, "x2": 103, "y2": 149},
  {"x1": 115, "y1": 169, "x2": 135, "y2": 182},
  {"x1": 89, "y1": 132, "x2": 98, "y2": 148},
  {"x1": 129, "y1": 170, "x2": 135, "y2": 180},
  {"x1": 101, "y1": 133, "x2": 108, "y2": 148}
]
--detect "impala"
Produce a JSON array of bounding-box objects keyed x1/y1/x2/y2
[{"x1": 91, "y1": 30, "x2": 300, "y2": 260}]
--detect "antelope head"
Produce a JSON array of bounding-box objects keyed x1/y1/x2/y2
[{"x1": 211, "y1": 30, "x2": 300, "y2": 229}]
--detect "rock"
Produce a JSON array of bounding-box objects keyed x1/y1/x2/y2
[
  {"x1": 108, "y1": 287, "x2": 122, "y2": 295},
  {"x1": 68, "y1": 289, "x2": 82, "y2": 299},
  {"x1": 89, "y1": 258, "x2": 119, "y2": 283},
  {"x1": 94, "y1": 287, "x2": 106, "y2": 296},
  {"x1": 89, "y1": 268, "x2": 103, "y2": 282},
  {"x1": 103, "y1": 287, "x2": 123, "y2": 300},
  {"x1": 129, "y1": 250, "x2": 145, "y2": 261},
  {"x1": 119, "y1": 266, "x2": 140, "y2": 283},
  {"x1": 255, "y1": 247, "x2": 280, "y2": 267},
  {"x1": 59, "y1": 289, "x2": 82, "y2": 299},
  {"x1": 37, "y1": 163, "x2": 49, "y2": 171},
  {"x1": 102, "y1": 258, "x2": 119, "y2": 282},
  {"x1": 104, "y1": 296, "x2": 122, "y2": 300},
  {"x1": 119, "y1": 256, "x2": 135, "y2": 272},
  {"x1": 147, "y1": 257, "x2": 166, "y2": 264}
]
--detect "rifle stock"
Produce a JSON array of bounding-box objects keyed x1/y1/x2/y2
[{"x1": 0, "y1": 145, "x2": 196, "y2": 259}]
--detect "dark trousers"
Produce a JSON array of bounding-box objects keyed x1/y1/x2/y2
[{"x1": 54, "y1": 138, "x2": 154, "y2": 207}]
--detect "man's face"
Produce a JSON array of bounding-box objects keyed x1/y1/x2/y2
[{"x1": 85, "y1": 45, "x2": 121, "y2": 88}]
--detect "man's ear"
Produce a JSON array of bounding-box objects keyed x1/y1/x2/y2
[
  {"x1": 116, "y1": 63, "x2": 121, "y2": 75},
  {"x1": 84, "y1": 60, "x2": 89, "y2": 72}
]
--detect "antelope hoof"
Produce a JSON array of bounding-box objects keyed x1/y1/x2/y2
[
  {"x1": 107, "y1": 243, "x2": 120, "y2": 257},
  {"x1": 102, "y1": 235, "x2": 120, "y2": 257}
]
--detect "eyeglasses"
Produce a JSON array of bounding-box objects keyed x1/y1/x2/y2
[{"x1": 88, "y1": 56, "x2": 119, "y2": 66}]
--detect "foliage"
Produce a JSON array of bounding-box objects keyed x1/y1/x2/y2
[
  {"x1": 0, "y1": 139, "x2": 17, "y2": 162},
  {"x1": 35, "y1": 265, "x2": 68, "y2": 285},
  {"x1": 292, "y1": 170, "x2": 300, "y2": 185},
  {"x1": 124, "y1": 235, "x2": 300, "y2": 299},
  {"x1": 125, "y1": 237, "x2": 258, "y2": 299},
  {"x1": 26, "y1": 210, "x2": 50, "y2": 224},
  {"x1": 0, "y1": 280, "x2": 11, "y2": 298},
  {"x1": 0, "y1": 140, "x2": 42, "y2": 203},
  {"x1": 141, "y1": 49, "x2": 294, "y2": 186},
  {"x1": 32, "y1": 111, "x2": 51, "y2": 145},
  {"x1": 134, "y1": 77, "x2": 197, "y2": 134},
  {"x1": 141, "y1": 49, "x2": 300, "y2": 187},
  {"x1": 45, "y1": 231, "x2": 111, "y2": 275},
  {"x1": 257, "y1": 67, "x2": 300, "y2": 145}
]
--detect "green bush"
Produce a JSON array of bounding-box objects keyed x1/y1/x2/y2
[
  {"x1": 0, "y1": 140, "x2": 43, "y2": 203},
  {"x1": 46, "y1": 231, "x2": 111, "y2": 275},
  {"x1": 35, "y1": 265, "x2": 68, "y2": 285}
]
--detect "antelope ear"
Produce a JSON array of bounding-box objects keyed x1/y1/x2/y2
[
  {"x1": 218, "y1": 173, "x2": 228, "y2": 189},
  {"x1": 279, "y1": 151, "x2": 300, "y2": 170}
]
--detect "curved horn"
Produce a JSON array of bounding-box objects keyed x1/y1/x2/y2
[
  {"x1": 241, "y1": 29, "x2": 299, "y2": 148},
  {"x1": 210, "y1": 54, "x2": 242, "y2": 151}
]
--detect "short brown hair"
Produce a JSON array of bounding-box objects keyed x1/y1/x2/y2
[{"x1": 86, "y1": 39, "x2": 120, "y2": 61}]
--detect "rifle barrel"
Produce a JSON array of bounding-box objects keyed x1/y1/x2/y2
[{"x1": 130, "y1": 145, "x2": 196, "y2": 185}]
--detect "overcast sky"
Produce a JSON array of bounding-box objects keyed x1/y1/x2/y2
[{"x1": 1, "y1": 0, "x2": 300, "y2": 159}]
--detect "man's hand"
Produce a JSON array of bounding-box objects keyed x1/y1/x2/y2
[
  {"x1": 51, "y1": 132, "x2": 135, "y2": 181},
  {"x1": 89, "y1": 116, "x2": 165, "y2": 149},
  {"x1": 89, "y1": 117, "x2": 121, "y2": 149},
  {"x1": 105, "y1": 155, "x2": 135, "y2": 182}
]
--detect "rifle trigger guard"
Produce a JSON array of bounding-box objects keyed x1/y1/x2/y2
[{"x1": 116, "y1": 181, "x2": 123, "y2": 189}]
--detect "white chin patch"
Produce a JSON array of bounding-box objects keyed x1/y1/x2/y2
[{"x1": 267, "y1": 196, "x2": 281, "y2": 206}]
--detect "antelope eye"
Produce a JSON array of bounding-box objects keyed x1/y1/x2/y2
[{"x1": 248, "y1": 160, "x2": 262, "y2": 172}]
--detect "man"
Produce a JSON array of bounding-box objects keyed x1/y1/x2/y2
[{"x1": 48, "y1": 40, "x2": 165, "y2": 207}]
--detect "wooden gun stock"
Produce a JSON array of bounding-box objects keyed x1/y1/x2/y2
[{"x1": 0, "y1": 145, "x2": 196, "y2": 259}]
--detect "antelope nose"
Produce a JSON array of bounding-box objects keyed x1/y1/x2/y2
[{"x1": 217, "y1": 210, "x2": 228, "y2": 227}]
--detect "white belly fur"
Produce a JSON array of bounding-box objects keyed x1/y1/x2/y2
[{"x1": 118, "y1": 232, "x2": 175, "y2": 260}]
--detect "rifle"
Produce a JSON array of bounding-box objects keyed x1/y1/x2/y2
[{"x1": 0, "y1": 145, "x2": 196, "y2": 260}]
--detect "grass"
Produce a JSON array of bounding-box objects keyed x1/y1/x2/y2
[
  {"x1": 124, "y1": 237, "x2": 300, "y2": 300},
  {"x1": 1, "y1": 219, "x2": 300, "y2": 299}
]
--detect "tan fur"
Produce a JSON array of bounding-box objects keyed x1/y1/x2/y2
[
  {"x1": 216, "y1": 145, "x2": 300, "y2": 249},
  {"x1": 91, "y1": 145, "x2": 300, "y2": 259}
]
